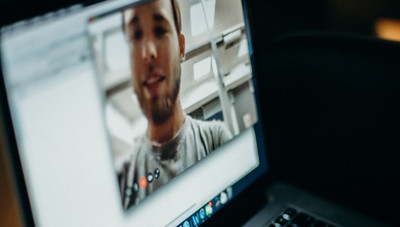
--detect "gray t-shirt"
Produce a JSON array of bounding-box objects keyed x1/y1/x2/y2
[{"x1": 120, "y1": 116, "x2": 232, "y2": 210}]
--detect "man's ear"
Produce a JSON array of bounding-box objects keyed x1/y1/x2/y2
[{"x1": 178, "y1": 33, "x2": 185, "y2": 60}]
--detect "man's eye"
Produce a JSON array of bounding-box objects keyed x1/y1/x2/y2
[
  {"x1": 133, "y1": 30, "x2": 142, "y2": 40},
  {"x1": 154, "y1": 27, "x2": 166, "y2": 37}
]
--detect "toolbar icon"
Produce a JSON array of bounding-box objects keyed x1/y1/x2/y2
[
  {"x1": 220, "y1": 192, "x2": 228, "y2": 204},
  {"x1": 199, "y1": 208, "x2": 205, "y2": 219},
  {"x1": 139, "y1": 176, "x2": 147, "y2": 189},
  {"x1": 205, "y1": 202, "x2": 213, "y2": 216},
  {"x1": 154, "y1": 168, "x2": 160, "y2": 179},
  {"x1": 183, "y1": 220, "x2": 190, "y2": 227},
  {"x1": 192, "y1": 212, "x2": 200, "y2": 226},
  {"x1": 147, "y1": 173, "x2": 154, "y2": 183}
]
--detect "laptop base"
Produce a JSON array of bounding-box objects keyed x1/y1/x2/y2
[{"x1": 244, "y1": 183, "x2": 386, "y2": 227}]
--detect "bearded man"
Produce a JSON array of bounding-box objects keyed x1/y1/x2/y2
[{"x1": 120, "y1": 0, "x2": 232, "y2": 209}]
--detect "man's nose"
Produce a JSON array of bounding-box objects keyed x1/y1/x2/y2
[{"x1": 142, "y1": 39, "x2": 157, "y2": 62}]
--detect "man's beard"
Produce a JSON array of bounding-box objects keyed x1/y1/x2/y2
[{"x1": 150, "y1": 78, "x2": 180, "y2": 125}]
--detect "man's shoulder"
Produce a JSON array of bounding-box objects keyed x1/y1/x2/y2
[
  {"x1": 186, "y1": 116, "x2": 232, "y2": 142},
  {"x1": 187, "y1": 116, "x2": 225, "y2": 129}
]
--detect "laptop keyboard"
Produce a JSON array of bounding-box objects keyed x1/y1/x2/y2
[{"x1": 267, "y1": 207, "x2": 338, "y2": 227}]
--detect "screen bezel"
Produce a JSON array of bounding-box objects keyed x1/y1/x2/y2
[
  {"x1": 0, "y1": 53, "x2": 36, "y2": 227},
  {"x1": 201, "y1": 1, "x2": 270, "y2": 224}
]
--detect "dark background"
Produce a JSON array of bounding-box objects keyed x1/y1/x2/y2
[
  {"x1": 245, "y1": 1, "x2": 400, "y2": 227},
  {"x1": 1, "y1": 0, "x2": 400, "y2": 226}
]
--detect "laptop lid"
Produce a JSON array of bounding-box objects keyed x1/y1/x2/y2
[{"x1": 0, "y1": 0, "x2": 267, "y2": 226}]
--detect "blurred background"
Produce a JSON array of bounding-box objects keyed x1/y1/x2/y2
[
  {"x1": 246, "y1": 0, "x2": 400, "y2": 46},
  {"x1": 2, "y1": 0, "x2": 400, "y2": 42}
]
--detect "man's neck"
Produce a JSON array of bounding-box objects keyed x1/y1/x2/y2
[{"x1": 147, "y1": 100, "x2": 185, "y2": 144}]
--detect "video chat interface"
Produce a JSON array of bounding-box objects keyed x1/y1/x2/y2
[{"x1": 88, "y1": 0, "x2": 258, "y2": 210}]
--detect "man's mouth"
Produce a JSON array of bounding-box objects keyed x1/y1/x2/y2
[
  {"x1": 143, "y1": 75, "x2": 165, "y2": 87},
  {"x1": 142, "y1": 73, "x2": 166, "y2": 96},
  {"x1": 143, "y1": 74, "x2": 165, "y2": 87}
]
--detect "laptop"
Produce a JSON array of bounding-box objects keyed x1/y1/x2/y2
[{"x1": 0, "y1": 0, "x2": 387, "y2": 226}]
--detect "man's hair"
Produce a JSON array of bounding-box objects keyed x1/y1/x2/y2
[
  {"x1": 122, "y1": 0, "x2": 182, "y2": 35},
  {"x1": 170, "y1": 0, "x2": 182, "y2": 34}
]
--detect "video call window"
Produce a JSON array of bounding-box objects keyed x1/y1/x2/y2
[{"x1": 88, "y1": 0, "x2": 257, "y2": 211}]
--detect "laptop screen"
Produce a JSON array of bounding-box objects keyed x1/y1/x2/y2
[{"x1": 0, "y1": 0, "x2": 267, "y2": 226}]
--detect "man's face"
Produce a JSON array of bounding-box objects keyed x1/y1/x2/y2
[{"x1": 125, "y1": 0, "x2": 185, "y2": 125}]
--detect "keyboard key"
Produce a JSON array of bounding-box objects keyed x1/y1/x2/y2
[
  {"x1": 291, "y1": 212, "x2": 316, "y2": 227},
  {"x1": 269, "y1": 207, "x2": 337, "y2": 227},
  {"x1": 275, "y1": 215, "x2": 289, "y2": 225},
  {"x1": 283, "y1": 207, "x2": 297, "y2": 218}
]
